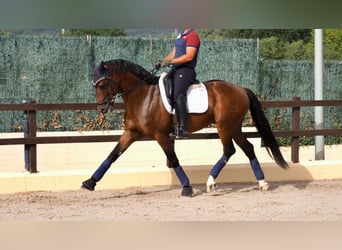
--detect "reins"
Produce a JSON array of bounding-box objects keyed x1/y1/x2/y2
[
  {"x1": 119, "y1": 64, "x2": 160, "y2": 97},
  {"x1": 149, "y1": 67, "x2": 159, "y2": 76}
]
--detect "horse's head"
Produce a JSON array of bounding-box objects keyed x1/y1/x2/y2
[
  {"x1": 92, "y1": 59, "x2": 160, "y2": 113},
  {"x1": 92, "y1": 61, "x2": 120, "y2": 113}
]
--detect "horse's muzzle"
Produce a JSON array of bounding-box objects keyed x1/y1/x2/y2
[
  {"x1": 97, "y1": 98, "x2": 115, "y2": 113},
  {"x1": 97, "y1": 103, "x2": 113, "y2": 113},
  {"x1": 97, "y1": 104, "x2": 108, "y2": 113}
]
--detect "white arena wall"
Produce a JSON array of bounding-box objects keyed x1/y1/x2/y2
[{"x1": 0, "y1": 128, "x2": 341, "y2": 193}]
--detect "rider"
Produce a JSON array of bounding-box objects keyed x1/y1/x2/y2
[{"x1": 157, "y1": 28, "x2": 201, "y2": 138}]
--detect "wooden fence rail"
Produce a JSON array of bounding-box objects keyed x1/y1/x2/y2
[{"x1": 0, "y1": 98, "x2": 341, "y2": 173}]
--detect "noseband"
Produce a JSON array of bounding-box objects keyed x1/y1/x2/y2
[{"x1": 95, "y1": 77, "x2": 121, "y2": 108}]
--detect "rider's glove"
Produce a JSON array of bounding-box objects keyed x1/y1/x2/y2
[{"x1": 155, "y1": 59, "x2": 172, "y2": 70}]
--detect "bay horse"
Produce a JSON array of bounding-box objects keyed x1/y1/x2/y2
[{"x1": 82, "y1": 59, "x2": 288, "y2": 196}]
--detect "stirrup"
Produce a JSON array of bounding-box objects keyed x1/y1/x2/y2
[{"x1": 170, "y1": 126, "x2": 188, "y2": 139}]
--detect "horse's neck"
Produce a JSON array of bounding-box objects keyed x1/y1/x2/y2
[{"x1": 123, "y1": 82, "x2": 157, "y2": 105}]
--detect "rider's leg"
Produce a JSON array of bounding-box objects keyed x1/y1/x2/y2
[{"x1": 169, "y1": 67, "x2": 195, "y2": 138}]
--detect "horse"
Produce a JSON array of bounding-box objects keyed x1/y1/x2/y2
[{"x1": 81, "y1": 59, "x2": 288, "y2": 196}]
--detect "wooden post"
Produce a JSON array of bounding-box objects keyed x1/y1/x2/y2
[
  {"x1": 291, "y1": 97, "x2": 300, "y2": 163},
  {"x1": 23, "y1": 101, "x2": 30, "y2": 171},
  {"x1": 23, "y1": 100, "x2": 37, "y2": 173}
]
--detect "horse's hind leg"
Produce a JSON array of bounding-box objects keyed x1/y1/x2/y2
[
  {"x1": 232, "y1": 130, "x2": 269, "y2": 191},
  {"x1": 206, "y1": 140, "x2": 236, "y2": 192}
]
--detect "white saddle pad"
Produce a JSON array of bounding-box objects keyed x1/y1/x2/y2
[{"x1": 159, "y1": 72, "x2": 208, "y2": 114}]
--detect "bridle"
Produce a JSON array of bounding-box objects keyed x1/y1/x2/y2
[
  {"x1": 95, "y1": 75, "x2": 142, "y2": 109},
  {"x1": 94, "y1": 77, "x2": 119, "y2": 108},
  {"x1": 95, "y1": 64, "x2": 160, "y2": 111}
]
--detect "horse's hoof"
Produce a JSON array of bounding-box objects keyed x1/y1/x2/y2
[
  {"x1": 81, "y1": 178, "x2": 96, "y2": 191},
  {"x1": 259, "y1": 182, "x2": 269, "y2": 191},
  {"x1": 206, "y1": 175, "x2": 217, "y2": 192},
  {"x1": 206, "y1": 183, "x2": 217, "y2": 193},
  {"x1": 181, "y1": 186, "x2": 193, "y2": 197}
]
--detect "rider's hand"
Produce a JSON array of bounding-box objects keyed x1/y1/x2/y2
[
  {"x1": 155, "y1": 59, "x2": 172, "y2": 70},
  {"x1": 154, "y1": 61, "x2": 162, "y2": 70},
  {"x1": 160, "y1": 59, "x2": 172, "y2": 68}
]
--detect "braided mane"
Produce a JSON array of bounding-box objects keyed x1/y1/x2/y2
[{"x1": 105, "y1": 59, "x2": 159, "y2": 85}]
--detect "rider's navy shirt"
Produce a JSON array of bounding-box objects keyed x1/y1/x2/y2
[{"x1": 174, "y1": 29, "x2": 200, "y2": 69}]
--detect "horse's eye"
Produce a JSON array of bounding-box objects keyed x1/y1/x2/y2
[{"x1": 98, "y1": 82, "x2": 105, "y2": 88}]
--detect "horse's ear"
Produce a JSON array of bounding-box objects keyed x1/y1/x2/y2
[{"x1": 103, "y1": 62, "x2": 110, "y2": 69}]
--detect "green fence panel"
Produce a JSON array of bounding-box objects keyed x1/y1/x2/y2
[{"x1": 0, "y1": 35, "x2": 341, "y2": 133}]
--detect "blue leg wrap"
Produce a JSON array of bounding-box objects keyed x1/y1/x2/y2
[
  {"x1": 250, "y1": 158, "x2": 264, "y2": 180},
  {"x1": 210, "y1": 155, "x2": 229, "y2": 179},
  {"x1": 174, "y1": 166, "x2": 190, "y2": 187},
  {"x1": 92, "y1": 159, "x2": 112, "y2": 181}
]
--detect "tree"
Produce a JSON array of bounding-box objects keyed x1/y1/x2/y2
[
  {"x1": 198, "y1": 29, "x2": 342, "y2": 60},
  {"x1": 0, "y1": 30, "x2": 11, "y2": 35},
  {"x1": 323, "y1": 29, "x2": 342, "y2": 60},
  {"x1": 260, "y1": 37, "x2": 285, "y2": 60},
  {"x1": 198, "y1": 29, "x2": 311, "y2": 43},
  {"x1": 63, "y1": 29, "x2": 127, "y2": 36}
]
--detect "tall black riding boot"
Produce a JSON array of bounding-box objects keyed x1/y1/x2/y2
[{"x1": 170, "y1": 94, "x2": 188, "y2": 139}]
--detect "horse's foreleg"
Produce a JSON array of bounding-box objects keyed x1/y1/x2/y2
[
  {"x1": 207, "y1": 140, "x2": 236, "y2": 192},
  {"x1": 81, "y1": 131, "x2": 138, "y2": 191},
  {"x1": 92, "y1": 143, "x2": 122, "y2": 181},
  {"x1": 174, "y1": 166, "x2": 193, "y2": 196},
  {"x1": 81, "y1": 143, "x2": 122, "y2": 191},
  {"x1": 157, "y1": 136, "x2": 193, "y2": 196}
]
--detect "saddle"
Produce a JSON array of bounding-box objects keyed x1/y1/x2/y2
[
  {"x1": 159, "y1": 72, "x2": 208, "y2": 114},
  {"x1": 163, "y1": 73, "x2": 201, "y2": 107},
  {"x1": 163, "y1": 75, "x2": 174, "y2": 107}
]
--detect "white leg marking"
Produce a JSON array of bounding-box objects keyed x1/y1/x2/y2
[
  {"x1": 258, "y1": 180, "x2": 269, "y2": 191},
  {"x1": 206, "y1": 175, "x2": 217, "y2": 192}
]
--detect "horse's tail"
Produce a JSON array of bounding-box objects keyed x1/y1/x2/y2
[{"x1": 245, "y1": 88, "x2": 289, "y2": 169}]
